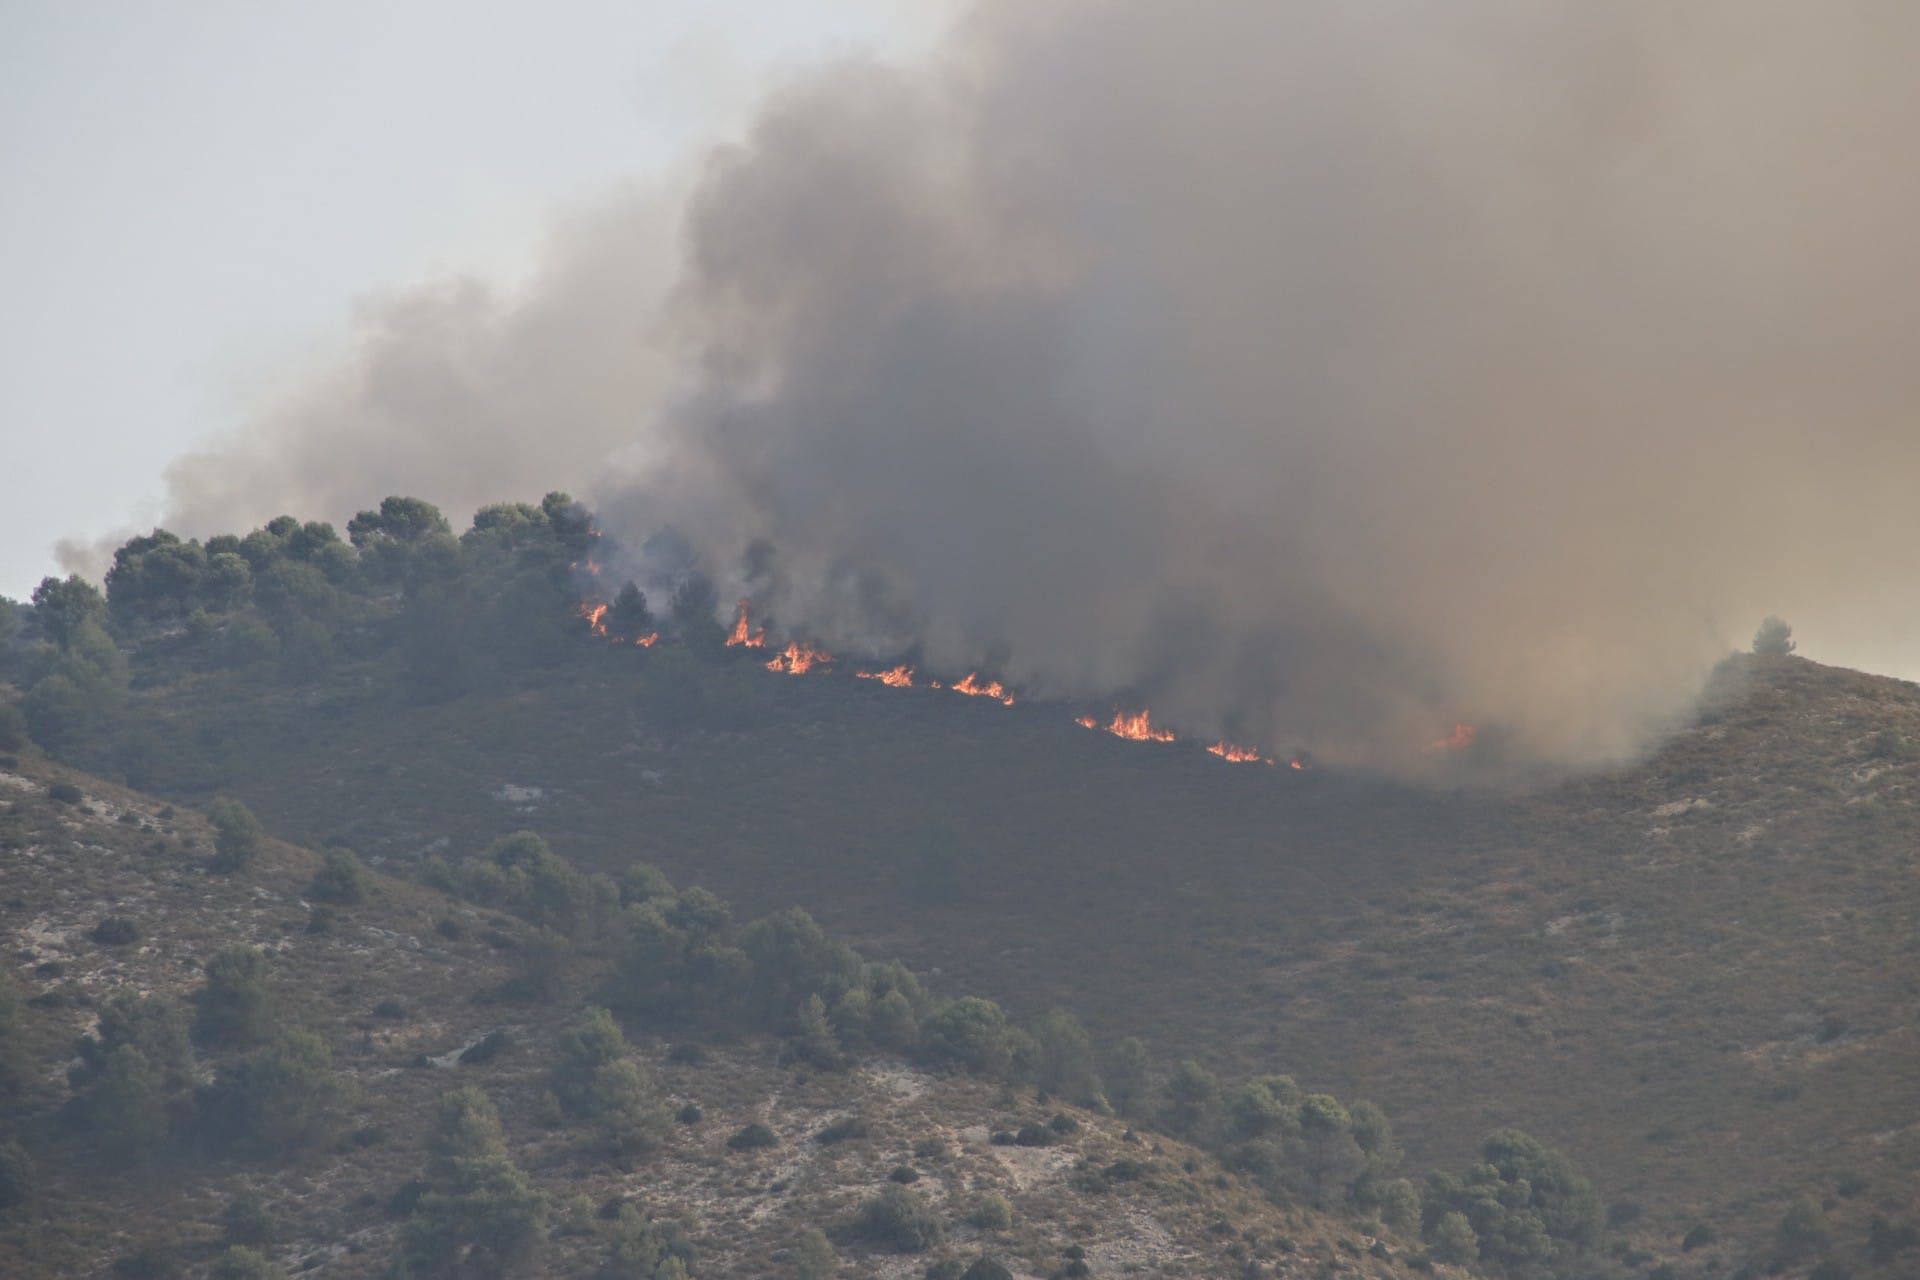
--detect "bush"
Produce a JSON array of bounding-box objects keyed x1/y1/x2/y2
[
  {"x1": 727, "y1": 1123, "x2": 778, "y2": 1151},
  {"x1": 816, "y1": 1115, "x2": 871, "y2": 1145},
  {"x1": 90, "y1": 1045, "x2": 170, "y2": 1157},
  {"x1": 792, "y1": 1226, "x2": 837, "y2": 1280},
  {"x1": 208, "y1": 1247, "x2": 288, "y2": 1280},
  {"x1": 1681, "y1": 1223, "x2": 1716, "y2": 1252},
  {"x1": 308, "y1": 848, "x2": 367, "y2": 904},
  {"x1": 967, "y1": 1195, "x2": 1013, "y2": 1230},
  {"x1": 602, "y1": 1202, "x2": 695, "y2": 1279},
  {"x1": 201, "y1": 1030, "x2": 350, "y2": 1153},
  {"x1": 193, "y1": 946, "x2": 276, "y2": 1047},
  {"x1": 206, "y1": 797, "x2": 265, "y2": 873},
  {"x1": 92, "y1": 915, "x2": 141, "y2": 946},
  {"x1": 1777, "y1": 1197, "x2": 1829, "y2": 1262},
  {"x1": 960, "y1": 1259, "x2": 1014, "y2": 1280},
  {"x1": 548, "y1": 1008, "x2": 669, "y2": 1160},
  {"x1": 223, "y1": 1191, "x2": 277, "y2": 1246},
  {"x1": 48, "y1": 780, "x2": 83, "y2": 805},
  {"x1": 849, "y1": 1184, "x2": 945, "y2": 1253},
  {"x1": 0, "y1": 1139, "x2": 36, "y2": 1209},
  {"x1": 0, "y1": 702, "x2": 28, "y2": 752}
]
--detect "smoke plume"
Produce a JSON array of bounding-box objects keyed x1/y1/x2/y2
[{"x1": 163, "y1": 1, "x2": 1920, "y2": 773}]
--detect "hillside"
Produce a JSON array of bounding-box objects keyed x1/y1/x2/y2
[
  {"x1": 32, "y1": 635, "x2": 1920, "y2": 1276},
  {"x1": 0, "y1": 754, "x2": 1443, "y2": 1279}
]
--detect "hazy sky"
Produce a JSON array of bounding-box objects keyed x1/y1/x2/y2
[{"x1": 0, "y1": 0, "x2": 951, "y2": 599}]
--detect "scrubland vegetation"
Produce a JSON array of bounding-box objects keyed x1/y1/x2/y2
[{"x1": 0, "y1": 497, "x2": 1913, "y2": 1279}]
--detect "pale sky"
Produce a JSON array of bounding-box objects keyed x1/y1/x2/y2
[{"x1": 0, "y1": 0, "x2": 953, "y2": 599}]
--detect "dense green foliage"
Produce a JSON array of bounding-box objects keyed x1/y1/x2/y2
[{"x1": 400, "y1": 1088, "x2": 548, "y2": 1278}]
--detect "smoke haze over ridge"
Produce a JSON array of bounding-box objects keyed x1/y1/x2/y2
[{"x1": 149, "y1": 1, "x2": 1920, "y2": 773}]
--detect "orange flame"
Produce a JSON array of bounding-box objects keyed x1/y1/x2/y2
[
  {"x1": 1433, "y1": 722, "x2": 1477, "y2": 751},
  {"x1": 1289, "y1": 756, "x2": 1309, "y2": 771},
  {"x1": 856, "y1": 665, "x2": 915, "y2": 688},
  {"x1": 766, "y1": 640, "x2": 833, "y2": 675},
  {"x1": 1080, "y1": 708, "x2": 1175, "y2": 742},
  {"x1": 634, "y1": 632, "x2": 659, "y2": 648},
  {"x1": 576, "y1": 601, "x2": 611, "y2": 637},
  {"x1": 1208, "y1": 740, "x2": 1272, "y2": 765},
  {"x1": 725, "y1": 599, "x2": 767, "y2": 648},
  {"x1": 952, "y1": 673, "x2": 1015, "y2": 706}
]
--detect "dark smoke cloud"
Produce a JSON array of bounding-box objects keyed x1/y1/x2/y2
[{"x1": 166, "y1": 1, "x2": 1920, "y2": 773}]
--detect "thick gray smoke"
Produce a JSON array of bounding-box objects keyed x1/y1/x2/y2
[{"x1": 167, "y1": 1, "x2": 1920, "y2": 773}]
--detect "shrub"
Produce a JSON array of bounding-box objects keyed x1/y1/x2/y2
[
  {"x1": 549, "y1": 1008, "x2": 669, "y2": 1160},
  {"x1": 206, "y1": 797, "x2": 265, "y2": 872},
  {"x1": 816, "y1": 1115, "x2": 871, "y2": 1145},
  {"x1": 1681, "y1": 1223, "x2": 1716, "y2": 1252},
  {"x1": 92, "y1": 915, "x2": 140, "y2": 946},
  {"x1": 90, "y1": 1045, "x2": 170, "y2": 1157},
  {"x1": 792, "y1": 1226, "x2": 837, "y2": 1280},
  {"x1": 727, "y1": 1123, "x2": 778, "y2": 1151},
  {"x1": 960, "y1": 1259, "x2": 1014, "y2": 1280},
  {"x1": 223, "y1": 1191, "x2": 277, "y2": 1245},
  {"x1": 967, "y1": 1195, "x2": 1014, "y2": 1230},
  {"x1": 308, "y1": 848, "x2": 367, "y2": 904},
  {"x1": 48, "y1": 780, "x2": 83, "y2": 805},
  {"x1": 1777, "y1": 1197, "x2": 1829, "y2": 1262},
  {"x1": 208, "y1": 1247, "x2": 288, "y2": 1280},
  {"x1": 602, "y1": 1202, "x2": 695, "y2": 1279},
  {"x1": 0, "y1": 702, "x2": 27, "y2": 752},
  {"x1": 193, "y1": 946, "x2": 276, "y2": 1047},
  {"x1": 0, "y1": 1140, "x2": 34, "y2": 1209},
  {"x1": 848, "y1": 1184, "x2": 945, "y2": 1253},
  {"x1": 1029, "y1": 1009, "x2": 1101, "y2": 1104}
]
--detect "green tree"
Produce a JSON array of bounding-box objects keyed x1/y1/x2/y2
[
  {"x1": 1029, "y1": 1009, "x2": 1101, "y2": 1105},
  {"x1": 193, "y1": 946, "x2": 276, "y2": 1047},
  {"x1": 608, "y1": 583, "x2": 654, "y2": 639},
  {"x1": 1104, "y1": 1037, "x2": 1153, "y2": 1115},
  {"x1": 308, "y1": 847, "x2": 368, "y2": 904},
  {"x1": 1753, "y1": 616, "x2": 1796, "y2": 655},
  {"x1": 919, "y1": 998, "x2": 1013, "y2": 1077},
  {"x1": 91, "y1": 1045, "x2": 170, "y2": 1158},
  {"x1": 206, "y1": 797, "x2": 265, "y2": 873},
  {"x1": 602, "y1": 1203, "x2": 695, "y2": 1279},
  {"x1": 400, "y1": 1088, "x2": 548, "y2": 1278},
  {"x1": 30, "y1": 575, "x2": 107, "y2": 648},
  {"x1": 1432, "y1": 1211, "x2": 1479, "y2": 1265},
  {"x1": 202, "y1": 1029, "x2": 350, "y2": 1153},
  {"x1": 669, "y1": 575, "x2": 725, "y2": 652},
  {"x1": 76, "y1": 992, "x2": 194, "y2": 1091},
  {"x1": 1161, "y1": 1059, "x2": 1219, "y2": 1139},
  {"x1": 548, "y1": 1008, "x2": 669, "y2": 1161}
]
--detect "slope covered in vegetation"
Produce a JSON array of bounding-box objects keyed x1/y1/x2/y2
[{"x1": 3, "y1": 496, "x2": 1915, "y2": 1279}]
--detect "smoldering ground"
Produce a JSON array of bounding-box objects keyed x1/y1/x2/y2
[{"x1": 145, "y1": 1, "x2": 1920, "y2": 774}]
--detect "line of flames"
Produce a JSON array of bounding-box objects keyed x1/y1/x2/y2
[{"x1": 571, "y1": 598, "x2": 1448, "y2": 770}]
